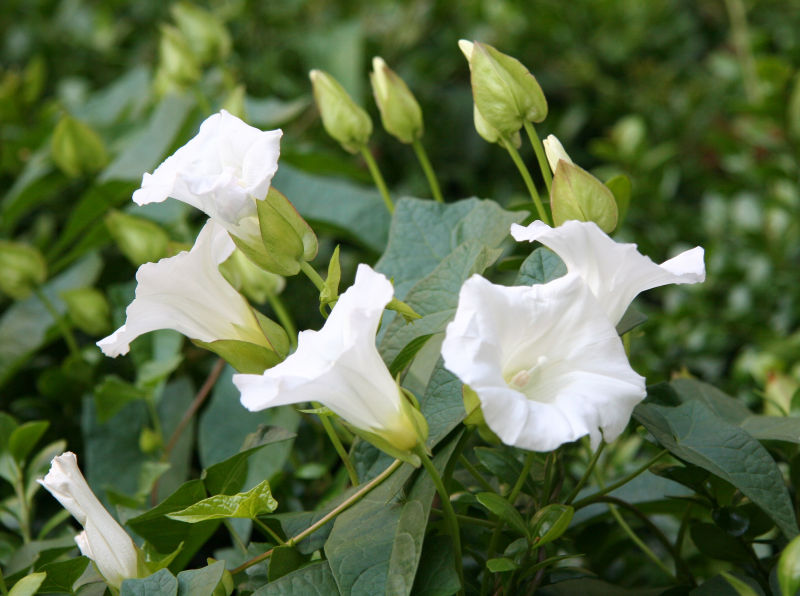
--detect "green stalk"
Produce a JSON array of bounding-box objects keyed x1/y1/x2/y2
[
  {"x1": 411, "y1": 138, "x2": 444, "y2": 203},
  {"x1": 268, "y1": 294, "x2": 297, "y2": 350},
  {"x1": 34, "y1": 288, "x2": 80, "y2": 359},
  {"x1": 414, "y1": 444, "x2": 464, "y2": 594},
  {"x1": 254, "y1": 518, "x2": 286, "y2": 545},
  {"x1": 13, "y1": 463, "x2": 31, "y2": 543},
  {"x1": 458, "y1": 455, "x2": 495, "y2": 493},
  {"x1": 607, "y1": 502, "x2": 677, "y2": 580},
  {"x1": 231, "y1": 459, "x2": 403, "y2": 574},
  {"x1": 312, "y1": 402, "x2": 359, "y2": 486},
  {"x1": 359, "y1": 146, "x2": 394, "y2": 214},
  {"x1": 572, "y1": 449, "x2": 667, "y2": 510},
  {"x1": 299, "y1": 261, "x2": 325, "y2": 293},
  {"x1": 501, "y1": 136, "x2": 550, "y2": 224},
  {"x1": 564, "y1": 441, "x2": 606, "y2": 505},
  {"x1": 523, "y1": 121, "x2": 552, "y2": 195},
  {"x1": 508, "y1": 451, "x2": 536, "y2": 504}
]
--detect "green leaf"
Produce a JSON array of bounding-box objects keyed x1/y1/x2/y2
[
  {"x1": 486, "y1": 557, "x2": 517, "y2": 572},
  {"x1": 51, "y1": 115, "x2": 109, "y2": 177},
  {"x1": 176, "y1": 560, "x2": 225, "y2": 596},
  {"x1": 530, "y1": 504, "x2": 574, "y2": 547},
  {"x1": 252, "y1": 560, "x2": 338, "y2": 596},
  {"x1": 121, "y1": 569, "x2": 178, "y2": 596},
  {"x1": 167, "y1": 479, "x2": 277, "y2": 523},
  {"x1": 8, "y1": 421, "x2": 48, "y2": 464},
  {"x1": 779, "y1": 533, "x2": 800, "y2": 596},
  {"x1": 475, "y1": 493, "x2": 529, "y2": 538},
  {"x1": 38, "y1": 557, "x2": 90, "y2": 594},
  {"x1": 268, "y1": 546, "x2": 307, "y2": 582},
  {"x1": 410, "y1": 535, "x2": 460, "y2": 596},
  {"x1": 94, "y1": 376, "x2": 149, "y2": 423},
  {"x1": 9, "y1": 572, "x2": 46, "y2": 596},
  {"x1": 419, "y1": 359, "x2": 467, "y2": 447},
  {"x1": 536, "y1": 578, "x2": 666, "y2": 596},
  {"x1": 720, "y1": 571, "x2": 761, "y2": 596},
  {"x1": 389, "y1": 334, "x2": 434, "y2": 378},
  {"x1": 605, "y1": 174, "x2": 632, "y2": 225},
  {"x1": 514, "y1": 247, "x2": 566, "y2": 286},
  {"x1": 634, "y1": 399, "x2": 798, "y2": 538},
  {"x1": 616, "y1": 307, "x2": 647, "y2": 336},
  {"x1": 689, "y1": 522, "x2": 751, "y2": 563}
]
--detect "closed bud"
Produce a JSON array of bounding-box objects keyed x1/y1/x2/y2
[
  {"x1": 370, "y1": 57, "x2": 423, "y2": 144},
  {"x1": 170, "y1": 2, "x2": 231, "y2": 64},
  {"x1": 0, "y1": 241, "x2": 47, "y2": 299},
  {"x1": 309, "y1": 69, "x2": 372, "y2": 153},
  {"x1": 60, "y1": 287, "x2": 111, "y2": 336},
  {"x1": 105, "y1": 210, "x2": 170, "y2": 266},
  {"x1": 51, "y1": 115, "x2": 109, "y2": 178},
  {"x1": 551, "y1": 159, "x2": 618, "y2": 233},
  {"x1": 472, "y1": 104, "x2": 520, "y2": 148},
  {"x1": 459, "y1": 40, "x2": 547, "y2": 135},
  {"x1": 542, "y1": 134, "x2": 574, "y2": 173}
]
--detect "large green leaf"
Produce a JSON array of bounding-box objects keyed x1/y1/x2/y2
[
  {"x1": 419, "y1": 358, "x2": 467, "y2": 447},
  {"x1": 176, "y1": 560, "x2": 226, "y2": 596},
  {"x1": 325, "y1": 433, "x2": 461, "y2": 596},
  {"x1": 253, "y1": 560, "x2": 339, "y2": 595},
  {"x1": 410, "y1": 535, "x2": 460, "y2": 596},
  {"x1": 121, "y1": 568, "x2": 178, "y2": 596},
  {"x1": 634, "y1": 399, "x2": 798, "y2": 538},
  {"x1": 272, "y1": 164, "x2": 390, "y2": 254},
  {"x1": 167, "y1": 479, "x2": 278, "y2": 522},
  {"x1": 514, "y1": 247, "x2": 566, "y2": 286}
]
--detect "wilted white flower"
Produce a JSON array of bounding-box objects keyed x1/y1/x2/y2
[
  {"x1": 442, "y1": 273, "x2": 646, "y2": 451},
  {"x1": 132, "y1": 110, "x2": 282, "y2": 245},
  {"x1": 234, "y1": 264, "x2": 426, "y2": 455},
  {"x1": 511, "y1": 220, "x2": 705, "y2": 325},
  {"x1": 38, "y1": 452, "x2": 139, "y2": 588},
  {"x1": 98, "y1": 219, "x2": 267, "y2": 357}
]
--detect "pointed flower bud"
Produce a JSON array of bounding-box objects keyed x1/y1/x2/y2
[
  {"x1": 51, "y1": 115, "x2": 109, "y2": 178},
  {"x1": 105, "y1": 210, "x2": 170, "y2": 266},
  {"x1": 60, "y1": 287, "x2": 111, "y2": 336},
  {"x1": 459, "y1": 40, "x2": 547, "y2": 135},
  {"x1": 309, "y1": 69, "x2": 372, "y2": 153},
  {"x1": 39, "y1": 452, "x2": 140, "y2": 588},
  {"x1": 370, "y1": 57, "x2": 423, "y2": 144},
  {"x1": 0, "y1": 241, "x2": 47, "y2": 300},
  {"x1": 542, "y1": 134, "x2": 574, "y2": 173}
]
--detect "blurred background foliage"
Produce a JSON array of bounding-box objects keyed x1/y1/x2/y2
[{"x1": 1, "y1": 0, "x2": 800, "y2": 586}]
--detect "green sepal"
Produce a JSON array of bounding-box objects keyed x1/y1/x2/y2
[
  {"x1": 349, "y1": 425, "x2": 421, "y2": 468},
  {"x1": 320, "y1": 245, "x2": 341, "y2": 307},
  {"x1": 192, "y1": 338, "x2": 282, "y2": 374},
  {"x1": 254, "y1": 311, "x2": 291, "y2": 357},
  {"x1": 0, "y1": 241, "x2": 47, "y2": 300},
  {"x1": 551, "y1": 161, "x2": 618, "y2": 233},
  {"x1": 604, "y1": 174, "x2": 632, "y2": 227},
  {"x1": 298, "y1": 406, "x2": 335, "y2": 416},
  {"x1": 462, "y1": 386, "x2": 501, "y2": 444},
  {"x1": 386, "y1": 298, "x2": 421, "y2": 322}
]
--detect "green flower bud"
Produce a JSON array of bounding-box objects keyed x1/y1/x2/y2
[
  {"x1": 0, "y1": 241, "x2": 47, "y2": 299},
  {"x1": 551, "y1": 160, "x2": 618, "y2": 233},
  {"x1": 472, "y1": 104, "x2": 520, "y2": 148},
  {"x1": 170, "y1": 2, "x2": 231, "y2": 64},
  {"x1": 220, "y1": 248, "x2": 286, "y2": 304},
  {"x1": 309, "y1": 69, "x2": 372, "y2": 153},
  {"x1": 154, "y1": 25, "x2": 201, "y2": 94},
  {"x1": 369, "y1": 57, "x2": 423, "y2": 144},
  {"x1": 51, "y1": 115, "x2": 109, "y2": 178},
  {"x1": 105, "y1": 210, "x2": 170, "y2": 266},
  {"x1": 459, "y1": 39, "x2": 547, "y2": 135},
  {"x1": 60, "y1": 287, "x2": 111, "y2": 336}
]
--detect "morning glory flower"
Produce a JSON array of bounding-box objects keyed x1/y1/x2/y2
[
  {"x1": 233, "y1": 264, "x2": 427, "y2": 457},
  {"x1": 441, "y1": 273, "x2": 646, "y2": 451},
  {"x1": 39, "y1": 452, "x2": 139, "y2": 588},
  {"x1": 511, "y1": 220, "x2": 705, "y2": 325},
  {"x1": 132, "y1": 110, "x2": 282, "y2": 246},
  {"x1": 98, "y1": 219, "x2": 268, "y2": 357}
]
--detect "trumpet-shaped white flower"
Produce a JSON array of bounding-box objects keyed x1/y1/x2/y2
[
  {"x1": 98, "y1": 219, "x2": 267, "y2": 357},
  {"x1": 442, "y1": 273, "x2": 646, "y2": 451},
  {"x1": 234, "y1": 264, "x2": 425, "y2": 454},
  {"x1": 38, "y1": 452, "x2": 139, "y2": 588},
  {"x1": 511, "y1": 220, "x2": 705, "y2": 325},
  {"x1": 132, "y1": 110, "x2": 282, "y2": 245}
]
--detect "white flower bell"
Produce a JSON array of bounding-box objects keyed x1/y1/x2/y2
[
  {"x1": 511, "y1": 219, "x2": 705, "y2": 325},
  {"x1": 38, "y1": 452, "x2": 139, "y2": 588},
  {"x1": 441, "y1": 273, "x2": 646, "y2": 451}
]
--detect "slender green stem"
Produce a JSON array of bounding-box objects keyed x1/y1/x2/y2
[
  {"x1": 254, "y1": 518, "x2": 286, "y2": 545},
  {"x1": 224, "y1": 519, "x2": 248, "y2": 554},
  {"x1": 573, "y1": 449, "x2": 668, "y2": 510},
  {"x1": 508, "y1": 451, "x2": 536, "y2": 504},
  {"x1": 444, "y1": 428, "x2": 473, "y2": 485},
  {"x1": 414, "y1": 444, "x2": 464, "y2": 594},
  {"x1": 459, "y1": 455, "x2": 495, "y2": 493},
  {"x1": 359, "y1": 146, "x2": 394, "y2": 214},
  {"x1": 313, "y1": 402, "x2": 359, "y2": 487},
  {"x1": 0, "y1": 567, "x2": 8, "y2": 596},
  {"x1": 268, "y1": 295, "x2": 297, "y2": 350},
  {"x1": 231, "y1": 459, "x2": 403, "y2": 574},
  {"x1": 501, "y1": 136, "x2": 550, "y2": 224},
  {"x1": 299, "y1": 261, "x2": 325, "y2": 293},
  {"x1": 13, "y1": 463, "x2": 31, "y2": 543},
  {"x1": 607, "y1": 502, "x2": 677, "y2": 580},
  {"x1": 411, "y1": 138, "x2": 444, "y2": 203},
  {"x1": 523, "y1": 121, "x2": 552, "y2": 195},
  {"x1": 431, "y1": 509, "x2": 495, "y2": 529},
  {"x1": 34, "y1": 288, "x2": 80, "y2": 359},
  {"x1": 564, "y1": 441, "x2": 606, "y2": 505}
]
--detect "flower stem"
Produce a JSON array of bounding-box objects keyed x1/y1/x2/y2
[
  {"x1": 508, "y1": 451, "x2": 536, "y2": 503},
  {"x1": 414, "y1": 444, "x2": 464, "y2": 594},
  {"x1": 607, "y1": 501, "x2": 677, "y2": 580},
  {"x1": 254, "y1": 518, "x2": 286, "y2": 545},
  {"x1": 459, "y1": 455, "x2": 495, "y2": 493},
  {"x1": 523, "y1": 121, "x2": 552, "y2": 195},
  {"x1": 231, "y1": 459, "x2": 403, "y2": 574},
  {"x1": 299, "y1": 261, "x2": 325, "y2": 293},
  {"x1": 411, "y1": 138, "x2": 444, "y2": 203},
  {"x1": 572, "y1": 449, "x2": 668, "y2": 510},
  {"x1": 564, "y1": 441, "x2": 606, "y2": 505},
  {"x1": 359, "y1": 145, "x2": 394, "y2": 214},
  {"x1": 312, "y1": 402, "x2": 359, "y2": 486},
  {"x1": 34, "y1": 288, "x2": 80, "y2": 359},
  {"x1": 501, "y1": 136, "x2": 550, "y2": 225},
  {"x1": 12, "y1": 463, "x2": 31, "y2": 543},
  {"x1": 268, "y1": 294, "x2": 297, "y2": 350}
]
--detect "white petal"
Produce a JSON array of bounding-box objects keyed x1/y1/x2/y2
[
  {"x1": 97, "y1": 220, "x2": 264, "y2": 356},
  {"x1": 234, "y1": 264, "x2": 417, "y2": 450},
  {"x1": 442, "y1": 274, "x2": 645, "y2": 451},
  {"x1": 510, "y1": 220, "x2": 705, "y2": 324},
  {"x1": 542, "y1": 134, "x2": 573, "y2": 173}
]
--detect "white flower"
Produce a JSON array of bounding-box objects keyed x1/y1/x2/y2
[
  {"x1": 132, "y1": 110, "x2": 282, "y2": 245},
  {"x1": 233, "y1": 264, "x2": 425, "y2": 454},
  {"x1": 38, "y1": 452, "x2": 139, "y2": 588},
  {"x1": 441, "y1": 274, "x2": 646, "y2": 451},
  {"x1": 98, "y1": 219, "x2": 267, "y2": 357},
  {"x1": 511, "y1": 220, "x2": 705, "y2": 325},
  {"x1": 542, "y1": 134, "x2": 573, "y2": 173}
]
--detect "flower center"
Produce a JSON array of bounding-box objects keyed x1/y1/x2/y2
[{"x1": 506, "y1": 355, "x2": 549, "y2": 392}]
